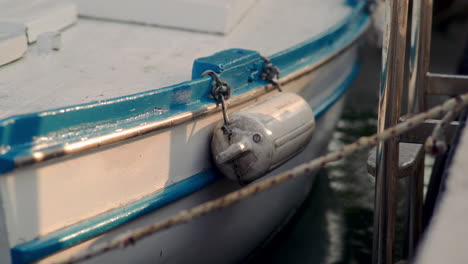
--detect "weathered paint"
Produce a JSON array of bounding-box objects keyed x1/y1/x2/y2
[
  {"x1": 0, "y1": 1, "x2": 369, "y2": 175},
  {"x1": 191, "y1": 48, "x2": 263, "y2": 82}
]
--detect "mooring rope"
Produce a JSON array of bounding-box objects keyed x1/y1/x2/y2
[
  {"x1": 424, "y1": 102, "x2": 465, "y2": 155},
  {"x1": 52, "y1": 93, "x2": 468, "y2": 264}
]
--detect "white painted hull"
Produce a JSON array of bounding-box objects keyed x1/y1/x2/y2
[
  {"x1": 0, "y1": 41, "x2": 357, "y2": 263},
  {"x1": 41, "y1": 87, "x2": 346, "y2": 264},
  {"x1": 0, "y1": 45, "x2": 356, "y2": 263},
  {"x1": 41, "y1": 49, "x2": 354, "y2": 263},
  {"x1": 0, "y1": 0, "x2": 370, "y2": 262}
]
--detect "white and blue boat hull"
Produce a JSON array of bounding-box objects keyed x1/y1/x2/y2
[{"x1": 0, "y1": 1, "x2": 370, "y2": 263}]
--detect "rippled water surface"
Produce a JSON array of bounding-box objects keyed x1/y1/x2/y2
[{"x1": 247, "y1": 110, "x2": 378, "y2": 264}]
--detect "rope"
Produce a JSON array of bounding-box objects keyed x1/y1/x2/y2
[
  {"x1": 425, "y1": 102, "x2": 464, "y2": 155},
  {"x1": 53, "y1": 93, "x2": 468, "y2": 264}
]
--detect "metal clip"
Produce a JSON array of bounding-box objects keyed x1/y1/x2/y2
[
  {"x1": 202, "y1": 70, "x2": 232, "y2": 135},
  {"x1": 260, "y1": 55, "x2": 282, "y2": 92}
]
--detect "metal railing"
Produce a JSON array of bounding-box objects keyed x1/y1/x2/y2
[{"x1": 372, "y1": 0, "x2": 468, "y2": 263}]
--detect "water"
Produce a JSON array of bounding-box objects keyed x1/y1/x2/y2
[
  {"x1": 245, "y1": 38, "x2": 384, "y2": 263},
  {"x1": 247, "y1": 110, "x2": 419, "y2": 263},
  {"x1": 247, "y1": 110, "x2": 378, "y2": 264}
]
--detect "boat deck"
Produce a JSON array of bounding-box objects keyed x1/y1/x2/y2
[{"x1": 0, "y1": 0, "x2": 351, "y2": 119}]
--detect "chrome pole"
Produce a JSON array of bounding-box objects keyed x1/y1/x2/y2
[
  {"x1": 406, "y1": 0, "x2": 433, "y2": 259},
  {"x1": 373, "y1": 0, "x2": 410, "y2": 263}
]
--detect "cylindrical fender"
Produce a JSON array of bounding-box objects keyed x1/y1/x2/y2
[{"x1": 211, "y1": 92, "x2": 315, "y2": 184}]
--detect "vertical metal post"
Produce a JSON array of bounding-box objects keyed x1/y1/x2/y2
[
  {"x1": 406, "y1": 0, "x2": 433, "y2": 258},
  {"x1": 407, "y1": 154, "x2": 425, "y2": 258},
  {"x1": 408, "y1": 0, "x2": 433, "y2": 114},
  {"x1": 373, "y1": 0, "x2": 409, "y2": 264}
]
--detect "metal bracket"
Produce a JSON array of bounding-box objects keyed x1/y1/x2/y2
[
  {"x1": 426, "y1": 72, "x2": 468, "y2": 96},
  {"x1": 399, "y1": 119, "x2": 460, "y2": 145},
  {"x1": 368, "y1": 143, "x2": 424, "y2": 178}
]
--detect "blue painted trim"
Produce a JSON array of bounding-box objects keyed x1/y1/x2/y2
[
  {"x1": 313, "y1": 61, "x2": 361, "y2": 118},
  {"x1": 9, "y1": 59, "x2": 361, "y2": 264},
  {"x1": 10, "y1": 170, "x2": 218, "y2": 264},
  {"x1": 268, "y1": 1, "x2": 368, "y2": 77},
  {"x1": 0, "y1": 2, "x2": 369, "y2": 174}
]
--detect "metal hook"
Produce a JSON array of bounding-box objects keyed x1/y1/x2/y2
[
  {"x1": 202, "y1": 70, "x2": 232, "y2": 101},
  {"x1": 260, "y1": 55, "x2": 282, "y2": 92},
  {"x1": 202, "y1": 70, "x2": 232, "y2": 135}
]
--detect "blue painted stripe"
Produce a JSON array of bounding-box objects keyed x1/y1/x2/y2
[
  {"x1": 10, "y1": 170, "x2": 218, "y2": 264},
  {"x1": 10, "y1": 59, "x2": 361, "y2": 264},
  {"x1": 269, "y1": 1, "x2": 368, "y2": 77},
  {"x1": 313, "y1": 61, "x2": 360, "y2": 118},
  {"x1": 0, "y1": 2, "x2": 369, "y2": 174}
]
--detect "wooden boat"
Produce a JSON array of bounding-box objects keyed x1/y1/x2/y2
[{"x1": 0, "y1": 0, "x2": 370, "y2": 263}]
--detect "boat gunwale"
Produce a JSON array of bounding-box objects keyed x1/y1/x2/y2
[
  {"x1": 13, "y1": 35, "x2": 362, "y2": 170},
  {"x1": 0, "y1": 1, "x2": 370, "y2": 174}
]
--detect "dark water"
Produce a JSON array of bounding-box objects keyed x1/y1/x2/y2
[
  {"x1": 247, "y1": 110, "x2": 378, "y2": 264},
  {"x1": 245, "y1": 38, "x2": 384, "y2": 263}
]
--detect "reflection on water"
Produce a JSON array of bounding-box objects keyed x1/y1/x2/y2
[
  {"x1": 248, "y1": 110, "x2": 378, "y2": 263},
  {"x1": 327, "y1": 111, "x2": 377, "y2": 263}
]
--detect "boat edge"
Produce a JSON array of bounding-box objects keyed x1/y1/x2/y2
[{"x1": 0, "y1": 1, "x2": 370, "y2": 174}]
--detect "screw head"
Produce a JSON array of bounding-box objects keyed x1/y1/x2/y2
[{"x1": 252, "y1": 133, "x2": 262, "y2": 143}]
